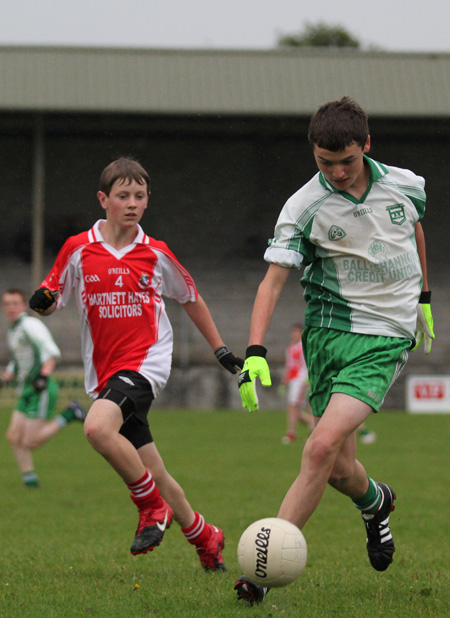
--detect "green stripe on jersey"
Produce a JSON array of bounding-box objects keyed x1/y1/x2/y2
[
  {"x1": 378, "y1": 179, "x2": 426, "y2": 219},
  {"x1": 302, "y1": 254, "x2": 352, "y2": 330},
  {"x1": 286, "y1": 193, "x2": 329, "y2": 254}
]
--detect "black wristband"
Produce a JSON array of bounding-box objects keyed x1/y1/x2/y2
[
  {"x1": 33, "y1": 374, "x2": 49, "y2": 392},
  {"x1": 245, "y1": 345, "x2": 267, "y2": 359},
  {"x1": 214, "y1": 345, "x2": 229, "y2": 360},
  {"x1": 419, "y1": 290, "x2": 431, "y2": 303}
]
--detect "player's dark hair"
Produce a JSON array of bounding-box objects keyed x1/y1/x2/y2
[
  {"x1": 99, "y1": 157, "x2": 151, "y2": 196},
  {"x1": 2, "y1": 288, "x2": 27, "y2": 302},
  {"x1": 307, "y1": 97, "x2": 369, "y2": 151}
]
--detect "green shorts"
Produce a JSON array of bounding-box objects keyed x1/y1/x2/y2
[
  {"x1": 16, "y1": 377, "x2": 59, "y2": 420},
  {"x1": 303, "y1": 326, "x2": 411, "y2": 416}
]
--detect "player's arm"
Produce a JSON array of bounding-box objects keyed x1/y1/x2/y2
[
  {"x1": 32, "y1": 357, "x2": 58, "y2": 392},
  {"x1": 239, "y1": 263, "x2": 290, "y2": 411},
  {"x1": 181, "y1": 294, "x2": 243, "y2": 374},
  {"x1": 415, "y1": 222, "x2": 429, "y2": 291},
  {"x1": 30, "y1": 235, "x2": 84, "y2": 316},
  {"x1": 413, "y1": 222, "x2": 434, "y2": 354},
  {"x1": 29, "y1": 288, "x2": 58, "y2": 316},
  {"x1": 248, "y1": 263, "x2": 290, "y2": 346},
  {"x1": 40, "y1": 358, "x2": 57, "y2": 376},
  {"x1": 23, "y1": 319, "x2": 61, "y2": 390},
  {"x1": 0, "y1": 365, "x2": 15, "y2": 388}
]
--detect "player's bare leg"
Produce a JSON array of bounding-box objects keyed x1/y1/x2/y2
[
  {"x1": 297, "y1": 384, "x2": 315, "y2": 431},
  {"x1": 327, "y1": 428, "x2": 369, "y2": 497},
  {"x1": 7, "y1": 408, "x2": 87, "y2": 486},
  {"x1": 6, "y1": 411, "x2": 36, "y2": 479},
  {"x1": 298, "y1": 408, "x2": 315, "y2": 431},
  {"x1": 138, "y1": 442, "x2": 195, "y2": 528},
  {"x1": 138, "y1": 441, "x2": 226, "y2": 571},
  {"x1": 284, "y1": 384, "x2": 314, "y2": 443},
  {"x1": 283, "y1": 404, "x2": 300, "y2": 443},
  {"x1": 20, "y1": 416, "x2": 68, "y2": 449},
  {"x1": 84, "y1": 398, "x2": 148, "y2": 482},
  {"x1": 85, "y1": 399, "x2": 175, "y2": 554},
  {"x1": 278, "y1": 393, "x2": 372, "y2": 529}
]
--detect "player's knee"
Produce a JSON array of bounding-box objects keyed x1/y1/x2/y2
[
  {"x1": 305, "y1": 432, "x2": 338, "y2": 467},
  {"x1": 6, "y1": 428, "x2": 20, "y2": 447},
  {"x1": 22, "y1": 436, "x2": 41, "y2": 450},
  {"x1": 84, "y1": 417, "x2": 109, "y2": 449}
]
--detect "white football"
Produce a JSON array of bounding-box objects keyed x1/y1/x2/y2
[{"x1": 237, "y1": 517, "x2": 307, "y2": 588}]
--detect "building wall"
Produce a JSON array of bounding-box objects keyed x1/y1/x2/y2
[
  {"x1": 1, "y1": 113, "x2": 449, "y2": 267},
  {"x1": 0, "y1": 112, "x2": 448, "y2": 408}
]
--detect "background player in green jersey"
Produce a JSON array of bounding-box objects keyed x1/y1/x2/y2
[
  {"x1": 1, "y1": 288, "x2": 87, "y2": 488},
  {"x1": 235, "y1": 97, "x2": 435, "y2": 605}
]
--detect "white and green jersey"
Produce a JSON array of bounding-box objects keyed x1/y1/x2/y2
[
  {"x1": 6, "y1": 313, "x2": 61, "y2": 385},
  {"x1": 264, "y1": 156, "x2": 425, "y2": 339}
]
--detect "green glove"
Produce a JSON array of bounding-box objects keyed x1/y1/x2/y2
[
  {"x1": 412, "y1": 291, "x2": 435, "y2": 355},
  {"x1": 238, "y1": 345, "x2": 272, "y2": 412}
]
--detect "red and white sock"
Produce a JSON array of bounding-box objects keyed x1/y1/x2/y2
[
  {"x1": 127, "y1": 470, "x2": 163, "y2": 511},
  {"x1": 182, "y1": 512, "x2": 210, "y2": 546}
]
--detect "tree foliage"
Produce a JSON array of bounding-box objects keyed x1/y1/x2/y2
[{"x1": 278, "y1": 22, "x2": 360, "y2": 48}]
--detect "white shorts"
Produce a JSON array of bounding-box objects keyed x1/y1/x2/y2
[{"x1": 287, "y1": 376, "x2": 309, "y2": 406}]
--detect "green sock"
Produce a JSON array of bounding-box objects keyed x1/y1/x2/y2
[
  {"x1": 57, "y1": 407, "x2": 76, "y2": 425},
  {"x1": 352, "y1": 477, "x2": 381, "y2": 514},
  {"x1": 23, "y1": 471, "x2": 40, "y2": 488}
]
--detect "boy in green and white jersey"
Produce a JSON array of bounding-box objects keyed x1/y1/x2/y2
[
  {"x1": 267, "y1": 156, "x2": 425, "y2": 339},
  {"x1": 235, "y1": 97, "x2": 435, "y2": 605},
  {"x1": 1, "y1": 288, "x2": 87, "y2": 488}
]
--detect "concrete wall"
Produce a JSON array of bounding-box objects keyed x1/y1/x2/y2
[
  {"x1": 1, "y1": 258, "x2": 448, "y2": 410},
  {"x1": 1, "y1": 113, "x2": 449, "y2": 267},
  {"x1": 0, "y1": 112, "x2": 448, "y2": 409}
]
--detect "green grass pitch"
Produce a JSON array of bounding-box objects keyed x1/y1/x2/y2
[{"x1": 0, "y1": 406, "x2": 449, "y2": 617}]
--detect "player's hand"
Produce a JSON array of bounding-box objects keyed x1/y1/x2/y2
[
  {"x1": 214, "y1": 345, "x2": 244, "y2": 374},
  {"x1": 32, "y1": 374, "x2": 48, "y2": 392},
  {"x1": 238, "y1": 345, "x2": 272, "y2": 412},
  {"x1": 29, "y1": 288, "x2": 58, "y2": 313},
  {"x1": 412, "y1": 291, "x2": 435, "y2": 354}
]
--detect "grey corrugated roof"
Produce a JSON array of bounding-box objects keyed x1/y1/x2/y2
[{"x1": 1, "y1": 45, "x2": 450, "y2": 117}]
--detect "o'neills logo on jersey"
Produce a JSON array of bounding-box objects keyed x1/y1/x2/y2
[
  {"x1": 138, "y1": 273, "x2": 151, "y2": 288},
  {"x1": 254, "y1": 526, "x2": 271, "y2": 579},
  {"x1": 108, "y1": 267, "x2": 130, "y2": 275}
]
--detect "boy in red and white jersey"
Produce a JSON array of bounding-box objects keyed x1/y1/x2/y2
[
  {"x1": 280, "y1": 324, "x2": 314, "y2": 444},
  {"x1": 29, "y1": 157, "x2": 243, "y2": 572}
]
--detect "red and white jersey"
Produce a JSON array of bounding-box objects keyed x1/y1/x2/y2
[
  {"x1": 284, "y1": 341, "x2": 308, "y2": 383},
  {"x1": 42, "y1": 220, "x2": 198, "y2": 398}
]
